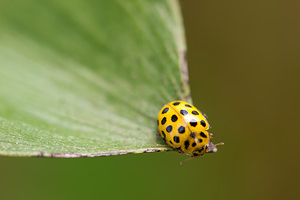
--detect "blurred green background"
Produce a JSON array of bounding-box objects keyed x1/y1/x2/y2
[{"x1": 1, "y1": 1, "x2": 299, "y2": 200}]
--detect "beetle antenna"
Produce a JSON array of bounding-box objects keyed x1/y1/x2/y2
[{"x1": 206, "y1": 142, "x2": 224, "y2": 153}]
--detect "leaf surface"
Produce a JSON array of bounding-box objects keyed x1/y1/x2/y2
[{"x1": 0, "y1": 0, "x2": 189, "y2": 157}]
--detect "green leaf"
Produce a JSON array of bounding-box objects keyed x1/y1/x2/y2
[{"x1": 0, "y1": 0, "x2": 189, "y2": 157}]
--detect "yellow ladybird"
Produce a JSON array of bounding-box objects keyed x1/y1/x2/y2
[{"x1": 157, "y1": 101, "x2": 223, "y2": 164}]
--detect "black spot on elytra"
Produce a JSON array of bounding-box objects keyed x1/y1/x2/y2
[
  {"x1": 166, "y1": 125, "x2": 173, "y2": 133},
  {"x1": 161, "y1": 130, "x2": 166, "y2": 138},
  {"x1": 173, "y1": 136, "x2": 180, "y2": 143},
  {"x1": 163, "y1": 138, "x2": 166, "y2": 142},
  {"x1": 198, "y1": 146, "x2": 205, "y2": 153},
  {"x1": 201, "y1": 120, "x2": 206, "y2": 127},
  {"x1": 192, "y1": 110, "x2": 199, "y2": 115},
  {"x1": 193, "y1": 153, "x2": 199, "y2": 157},
  {"x1": 173, "y1": 102, "x2": 180, "y2": 106},
  {"x1": 180, "y1": 109, "x2": 188, "y2": 116},
  {"x1": 185, "y1": 104, "x2": 192, "y2": 108},
  {"x1": 200, "y1": 132, "x2": 207, "y2": 138},
  {"x1": 161, "y1": 107, "x2": 169, "y2": 114},
  {"x1": 171, "y1": 115, "x2": 178, "y2": 122},
  {"x1": 184, "y1": 140, "x2": 189, "y2": 149},
  {"x1": 192, "y1": 142, "x2": 196, "y2": 147},
  {"x1": 178, "y1": 126, "x2": 185, "y2": 134},
  {"x1": 161, "y1": 117, "x2": 166, "y2": 125},
  {"x1": 189, "y1": 119, "x2": 197, "y2": 127},
  {"x1": 190, "y1": 132, "x2": 195, "y2": 138},
  {"x1": 169, "y1": 140, "x2": 173, "y2": 145},
  {"x1": 198, "y1": 139, "x2": 203, "y2": 143}
]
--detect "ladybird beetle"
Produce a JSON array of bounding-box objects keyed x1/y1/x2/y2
[{"x1": 157, "y1": 101, "x2": 224, "y2": 164}]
